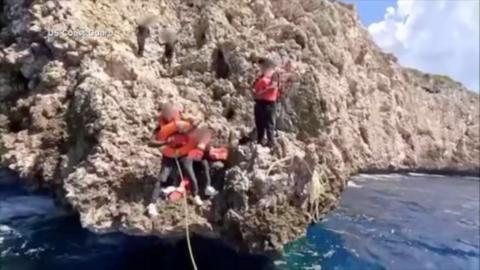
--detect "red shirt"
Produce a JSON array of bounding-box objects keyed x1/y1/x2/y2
[{"x1": 253, "y1": 72, "x2": 280, "y2": 102}]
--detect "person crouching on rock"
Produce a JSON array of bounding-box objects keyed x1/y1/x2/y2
[
  {"x1": 147, "y1": 103, "x2": 193, "y2": 217},
  {"x1": 179, "y1": 126, "x2": 219, "y2": 206},
  {"x1": 160, "y1": 126, "x2": 218, "y2": 207},
  {"x1": 252, "y1": 57, "x2": 281, "y2": 148}
]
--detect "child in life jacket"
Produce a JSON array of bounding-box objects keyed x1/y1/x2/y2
[
  {"x1": 179, "y1": 127, "x2": 218, "y2": 206},
  {"x1": 159, "y1": 126, "x2": 218, "y2": 206}
]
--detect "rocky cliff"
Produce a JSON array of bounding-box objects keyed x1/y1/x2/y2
[{"x1": 1, "y1": 0, "x2": 479, "y2": 254}]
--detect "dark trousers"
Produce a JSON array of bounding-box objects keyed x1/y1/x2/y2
[
  {"x1": 136, "y1": 26, "x2": 150, "y2": 57},
  {"x1": 162, "y1": 43, "x2": 174, "y2": 67},
  {"x1": 151, "y1": 156, "x2": 213, "y2": 202},
  {"x1": 151, "y1": 157, "x2": 176, "y2": 203},
  {"x1": 254, "y1": 100, "x2": 276, "y2": 144}
]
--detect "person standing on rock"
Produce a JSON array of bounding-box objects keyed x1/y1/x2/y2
[
  {"x1": 252, "y1": 58, "x2": 281, "y2": 147},
  {"x1": 158, "y1": 27, "x2": 177, "y2": 68},
  {"x1": 136, "y1": 15, "x2": 159, "y2": 57},
  {"x1": 147, "y1": 104, "x2": 192, "y2": 216},
  {"x1": 136, "y1": 25, "x2": 150, "y2": 57}
]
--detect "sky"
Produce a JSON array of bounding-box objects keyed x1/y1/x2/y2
[{"x1": 342, "y1": 0, "x2": 480, "y2": 91}]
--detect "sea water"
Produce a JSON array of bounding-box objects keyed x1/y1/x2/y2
[
  {"x1": 0, "y1": 170, "x2": 479, "y2": 270},
  {"x1": 279, "y1": 173, "x2": 480, "y2": 270}
]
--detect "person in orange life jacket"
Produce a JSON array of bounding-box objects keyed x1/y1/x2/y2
[
  {"x1": 159, "y1": 126, "x2": 216, "y2": 206},
  {"x1": 178, "y1": 127, "x2": 218, "y2": 206},
  {"x1": 252, "y1": 58, "x2": 280, "y2": 147},
  {"x1": 147, "y1": 104, "x2": 194, "y2": 216},
  {"x1": 149, "y1": 103, "x2": 199, "y2": 147}
]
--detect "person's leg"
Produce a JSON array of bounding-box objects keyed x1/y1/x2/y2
[
  {"x1": 137, "y1": 26, "x2": 149, "y2": 57},
  {"x1": 201, "y1": 159, "x2": 212, "y2": 187},
  {"x1": 254, "y1": 101, "x2": 266, "y2": 144},
  {"x1": 138, "y1": 41, "x2": 145, "y2": 57},
  {"x1": 151, "y1": 163, "x2": 173, "y2": 203},
  {"x1": 202, "y1": 159, "x2": 218, "y2": 197},
  {"x1": 137, "y1": 33, "x2": 145, "y2": 57},
  {"x1": 164, "y1": 43, "x2": 174, "y2": 68},
  {"x1": 148, "y1": 158, "x2": 174, "y2": 216},
  {"x1": 265, "y1": 102, "x2": 276, "y2": 146},
  {"x1": 181, "y1": 157, "x2": 199, "y2": 197}
]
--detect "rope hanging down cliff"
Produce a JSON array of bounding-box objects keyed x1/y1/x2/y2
[{"x1": 174, "y1": 156, "x2": 199, "y2": 270}]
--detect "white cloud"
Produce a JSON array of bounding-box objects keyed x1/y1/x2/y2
[{"x1": 368, "y1": 0, "x2": 479, "y2": 91}]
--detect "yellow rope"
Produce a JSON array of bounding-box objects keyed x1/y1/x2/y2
[{"x1": 174, "y1": 156, "x2": 199, "y2": 270}]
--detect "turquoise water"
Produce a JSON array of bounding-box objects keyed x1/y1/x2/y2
[{"x1": 1, "y1": 170, "x2": 479, "y2": 270}]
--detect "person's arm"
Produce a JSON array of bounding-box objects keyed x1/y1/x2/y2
[
  {"x1": 197, "y1": 134, "x2": 212, "y2": 151},
  {"x1": 253, "y1": 77, "x2": 270, "y2": 97},
  {"x1": 148, "y1": 126, "x2": 167, "y2": 147},
  {"x1": 179, "y1": 112, "x2": 201, "y2": 129}
]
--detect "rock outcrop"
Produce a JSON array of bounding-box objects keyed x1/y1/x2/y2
[{"x1": 1, "y1": 0, "x2": 478, "y2": 254}]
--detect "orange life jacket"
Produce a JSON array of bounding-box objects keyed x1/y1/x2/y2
[
  {"x1": 162, "y1": 138, "x2": 197, "y2": 158},
  {"x1": 184, "y1": 133, "x2": 213, "y2": 160},
  {"x1": 159, "y1": 121, "x2": 196, "y2": 158},
  {"x1": 253, "y1": 71, "x2": 280, "y2": 102},
  {"x1": 156, "y1": 111, "x2": 182, "y2": 141},
  {"x1": 157, "y1": 120, "x2": 192, "y2": 141}
]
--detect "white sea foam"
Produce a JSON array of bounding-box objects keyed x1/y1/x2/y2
[
  {"x1": 0, "y1": 224, "x2": 14, "y2": 233},
  {"x1": 353, "y1": 174, "x2": 402, "y2": 182},
  {"x1": 347, "y1": 181, "x2": 363, "y2": 188},
  {"x1": 323, "y1": 250, "x2": 335, "y2": 258},
  {"x1": 304, "y1": 265, "x2": 322, "y2": 270},
  {"x1": 408, "y1": 173, "x2": 446, "y2": 178},
  {"x1": 0, "y1": 224, "x2": 20, "y2": 237},
  {"x1": 25, "y1": 247, "x2": 45, "y2": 256},
  {"x1": 443, "y1": 209, "x2": 461, "y2": 216}
]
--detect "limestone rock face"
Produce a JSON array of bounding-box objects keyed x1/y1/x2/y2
[{"x1": 1, "y1": 0, "x2": 478, "y2": 254}]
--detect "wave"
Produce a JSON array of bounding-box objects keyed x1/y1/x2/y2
[{"x1": 0, "y1": 195, "x2": 58, "y2": 223}]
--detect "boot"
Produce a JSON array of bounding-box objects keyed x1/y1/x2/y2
[
  {"x1": 147, "y1": 203, "x2": 159, "y2": 217},
  {"x1": 205, "y1": 186, "x2": 218, "y2": 197},
  {"x1": 193, "y1": 195, "x2": 203, "y2": 206}
]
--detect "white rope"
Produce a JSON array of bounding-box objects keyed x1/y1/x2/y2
[
  {"x1": 266, "y1": 156, "x2": 293, "y2": 176},
  {"x1": 174, "y1": 157, "x2": 199, "y2": 270}
]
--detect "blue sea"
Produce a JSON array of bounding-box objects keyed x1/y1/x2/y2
[{"x1": 0, "y1": 169, "x2": 479, "y2": 270}]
